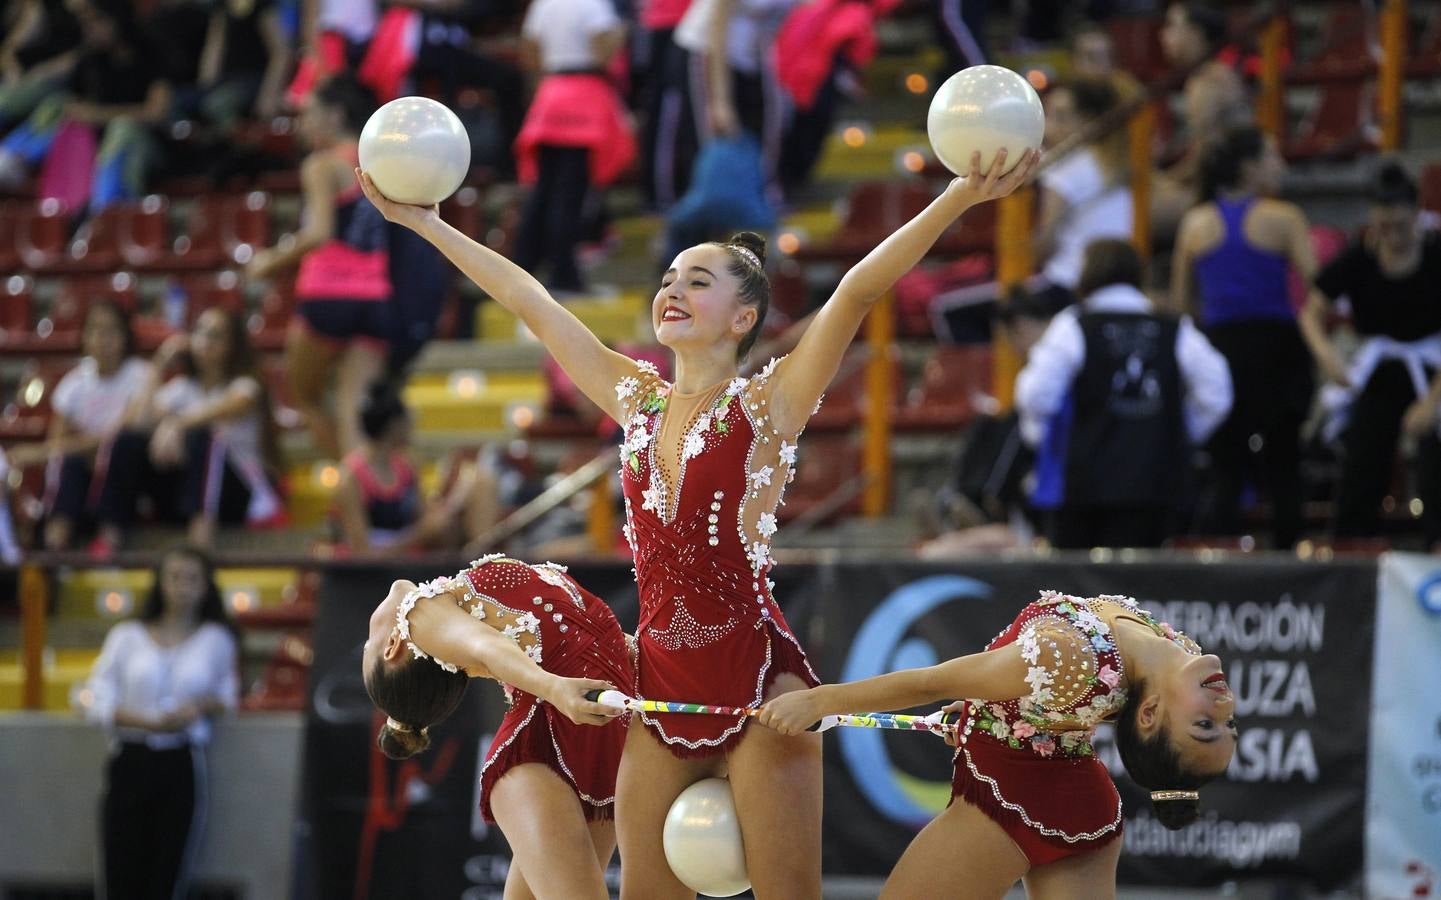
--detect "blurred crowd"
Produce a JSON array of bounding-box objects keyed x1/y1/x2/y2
[{"x1": 2, "y1": 0, "x2": 1438, "y2": 560}]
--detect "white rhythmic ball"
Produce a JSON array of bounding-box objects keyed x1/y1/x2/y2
[
  {"x1": 927, "y1": 65, "x2": 1044, "y2": 177},
  {"x1": 663, "y1": 777, "x2": 750, "y2": 897},
  {"x1": 358, "y1": 96, "x2": 471, "y2": 206}
]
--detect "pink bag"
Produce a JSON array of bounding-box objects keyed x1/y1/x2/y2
[{"x1": 38, "y1": 120, "x2": 97, "y2": 211}]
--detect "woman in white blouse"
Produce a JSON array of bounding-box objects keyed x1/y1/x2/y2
[{"x1": 77, "y1": 546, "x2": 240, "y2": 900}]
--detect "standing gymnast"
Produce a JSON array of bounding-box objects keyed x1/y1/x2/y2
[
  {"x1": 358, "y1": 146, "x2": 1037, "y2": 898},
  {"x1": 759, "y1": 591, "x2": 1237, "y2": 898},
  {"x1": 363, "y1": 555, "x2": 631, "y2": 900}
]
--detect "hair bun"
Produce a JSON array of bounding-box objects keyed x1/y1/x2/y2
[
  {"x1": 728, "y1": 231, "x2": 768, "y2": 266},
  {"x1": 1150, "y1": 794, "x2": 1200, "y2": 830},
  {"x1": 376, "y1": 721, "x2": 430, "y2": 759}
]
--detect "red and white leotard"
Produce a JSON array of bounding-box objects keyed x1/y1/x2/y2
[
  {"x1": 950, "y1": 592, "x2": 1203, "y2": 864},
  {"x1": 615, "y1": 357, "x2": 819, "y2": 756},
  {"x1": 402, "y1": 555, "x2": 634, "y2": 821}
]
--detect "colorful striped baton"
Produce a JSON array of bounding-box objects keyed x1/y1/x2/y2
[{"x1": 585, "y1": 690, "x2": 958, "y2": 734}]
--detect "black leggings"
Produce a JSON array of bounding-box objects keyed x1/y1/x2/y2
[
  {"x1": 513, "y1": 145, "x2": 592, "y2": 292},
  {"x1": 101, "y1": 744, "x2": 204, "y2": 900},
  {"x1": 1199, "y1": 321, "x2": 1313, "y2": 548},
  {"x1": 103, "y1": 428, "x2": 264, "y2": 526},
  {"x1": 1336, "y1": 359, "x2": 1441, "y2": 544}
]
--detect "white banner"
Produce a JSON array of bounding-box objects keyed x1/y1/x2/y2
[{"x1": 1367, "y1": 553, "x2": 1441, "y2": 898}]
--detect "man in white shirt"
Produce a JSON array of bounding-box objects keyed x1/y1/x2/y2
[{"x1": 1016, "y1": 238, "x2": 1232, "y2": 548}]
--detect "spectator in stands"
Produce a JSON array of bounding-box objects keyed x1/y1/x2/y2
[
  {"x1": 1155, "y1": 1, "x2": 1252, "y2": 235},
  {"x1": 248, "y1": 74, "x2": 387, "y2": 458},
  {"x1": 76, "y1": 545, "x2": 238, "y2": 900},
  {"x1": 934, "y1": 77, "x2": 1132, "y2": 337},
  {"x1": 192, "y1": 0, "x2": 293, "y2": 127},
  {"x1": 1171, "y1": 125, "x2": 1316, "y2": 549},
  {"x1": 1068, "y1": 20, "x2": 1140, "y2": 103},
  {"x1": 511, "y1": 0, "x2": 632, "y2": 295},
  {"x1": 287, "y1": 0, "x2": 376, "y2": 107},
  {"x1": 0, "y1": 0, "x2": 174, "y2": 210},
  {"x1": 1303, "y1": 163, "x2": 1441, "y2": 550},
  {"x1": 390, "y1": 0, "x2": 527, "y2": 169},
  {"x1": 1031, "y1": 76, "x2": 1132, "y2": 310},
  {"x1": 331, "y1": 379, "x2": 500, "y2": 555},
  {"x1": 1016, "y1": 238, "x2": 1232, "y2": 548},
  {"x1": 672, "y1": 0, "x2": 801, "y2": 198},
  {"x1": 0, "y1": 0, "x2": 82, "y2": 128},
  {"x1": 636, "y1": 0, "x2": 697, "y2": 209},
  {"x1": 106, "y1": 309, "x2": 284, "y2": 551},
  {"x1": 915, "y1": 289, "x2": 1055, "y2": 558},
  {"x1": 8, "y1": 301, "x2": 153, "y2": 553}
]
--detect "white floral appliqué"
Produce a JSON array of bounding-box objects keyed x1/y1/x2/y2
[{"x1": 749, "y1": 466, "x2": 774, "y2": 489}]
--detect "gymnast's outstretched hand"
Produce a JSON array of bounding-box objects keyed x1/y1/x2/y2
[
  {"x1": 546, "y1": 676, "x2": 625, "y2": 727},
  {"x1": 356, "y1": 168, "x2": 438, "y2": 231},
  {"x1": 756, "y1": 688, "x2": 825, "y2": 737}
]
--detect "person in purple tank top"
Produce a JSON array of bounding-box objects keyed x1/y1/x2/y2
[{"x1": 1170, "y1": 125, "x2": 1318, "y2": 549}]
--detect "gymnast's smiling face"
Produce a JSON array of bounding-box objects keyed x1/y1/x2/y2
[{"x1": 1145, "y1": 652, "x2": 1238, "y2": 776}]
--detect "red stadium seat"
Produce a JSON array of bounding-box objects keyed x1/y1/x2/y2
[
  {"x1": 0, "y1": 275, "x2": 33, "y2": 334},
  {"x1": 1407, "y1": 5, "x2": 1441, "y2": 78},
  {"x1": 16, "y1": 274, "x2": 142, "y2": 353},
  {"x1": 1284, "y1": 81, "x2": 1377, "y2": 162},
  {"x1": 1106, "y1": 16, "x2": 1167, "y2": 82},
  {"x1": 806, "y1": 352, "x2": 868, "y2": 432},
  {"x1": 0, "y1": 358, "x2": 73, "y2": 440},
  {"x1": 15, "y1": 199, "x2": 71, "y2": 273},
  {"x1": 441, "y1": 186, "x2": 485, "y2": 240},
  {"x1": 1286, "y1": 4, "x2": 1376, "y2": 85},
  {"x1": 794, "y1": 182, "x2": 995, "y2": 263},
  {"x1": 177, "y1": 270, "x2": 246, "y2": 325},
  {"x1": 893, "y1": 344, "x2": 994, "y2": 432},
  {"x1": 248, "y1": 278, "x2": 295, "y2": 352},
  {"x1": 0, "y1": 201, "x2": 18, "y2": 273},
  {"x1": 171, "y1": 192, "x2": 272, "y2": 270},
  {"x1": 776, "y1": 434, "x2": 861, "y2": 524},
  {"x1": 1421, "y1": 164, "x2": 1441, "y2": 215}
]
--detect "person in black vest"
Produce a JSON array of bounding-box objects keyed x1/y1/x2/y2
[{"x1": 1017, "y1": 238, "x2": 1233, "y2": 549}]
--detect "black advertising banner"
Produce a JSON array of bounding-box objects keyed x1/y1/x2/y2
[
  {"x1": 299, "y1": 558, "x2": 1374, "y2": 895},
  {"x1": 298, "y1": 563, "x2": 642, "y2": 900},
  {"x1": 806, "y1": 559, "x2": 1376, "y2": 890},
  {"x1": 299, "y1": 565, "x2": 515, "y2": 900}
]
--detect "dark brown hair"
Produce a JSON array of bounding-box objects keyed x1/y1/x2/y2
[
  {"x1": 1115, "y1": 678, "x2": 1223, "y2": 830},
  {"x1": 709, "y1": 231, "x2": 771, "y2": 361},
  {"x1": 366, "y1": 654, "x2": 469, "y2": 759},
  {"x1": 1077, "y1": 238, "x2": 1144, "y2": 299},
  {"x1": 82, "y1": 299, "x2": 136, "y2": 361}
]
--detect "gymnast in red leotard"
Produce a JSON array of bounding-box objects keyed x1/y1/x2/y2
[
  {"x1": 760, "y1": 591, "x2": 1238, "y2": 899},
  {"x1": 358, "y1": 145, "x2": 1039, "y2": 899},
  {"x1": 363, "y1": 555, "x2": 632, "y2": 900}
]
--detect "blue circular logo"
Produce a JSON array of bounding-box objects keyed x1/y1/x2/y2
[
  {"x1": 837, "y1": 575, "x2": 994, "y2": 829},
  {"x1": 1418, "y1": 573, "x2": 1441, "y2": 616}
]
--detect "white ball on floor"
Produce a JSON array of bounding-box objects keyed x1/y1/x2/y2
[
  {"x1": 927, "y1": 65, "x2": 1044, "y2": 178},
  {"x1": 358, "y1": 96, "x2": 471, "y2": 206},
  {"x1": 663, "y1": 777, "x2": 750, "y2": 897}
]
